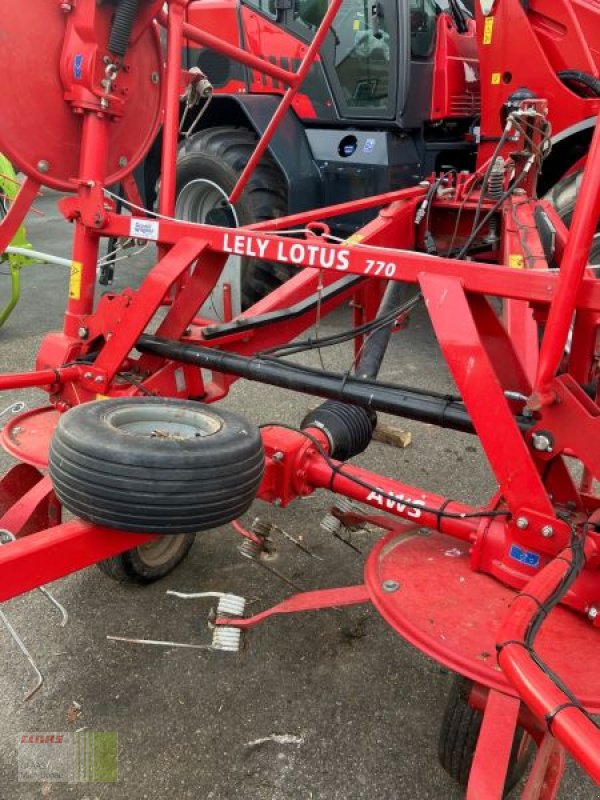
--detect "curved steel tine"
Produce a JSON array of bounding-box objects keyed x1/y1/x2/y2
[{"x1": 0, "y1": 608, "x2": 43, "y2": 702}]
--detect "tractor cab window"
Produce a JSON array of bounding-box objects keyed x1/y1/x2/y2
[
  {"x1": 295, "y1": 0, "x2": 393, "y2": 110},
  {"x1": 409, "y1": 0, "x2": 438, "y2": 58},
  {"x1": 245, "y1": 0, "x2": 278, "y2": 17}
]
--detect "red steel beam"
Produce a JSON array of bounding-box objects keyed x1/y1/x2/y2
[{"x1": 0, "y1": 521, "x2": 156, "y2": 603}]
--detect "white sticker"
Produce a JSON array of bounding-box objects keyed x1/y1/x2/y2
[{"x1": 129, "y1": 217, "x2": 159, "y2": 240}]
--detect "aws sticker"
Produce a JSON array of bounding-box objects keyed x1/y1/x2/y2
[{"x1": 69, "y1": 261, "x2": 82, "y2": 300}]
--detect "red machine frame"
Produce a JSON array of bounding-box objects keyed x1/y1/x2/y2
[{"x1": 1, "y1": 1, "x2": 600, "y2": 798}]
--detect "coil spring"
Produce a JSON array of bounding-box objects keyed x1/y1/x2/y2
[
  {"x1": 486, "y1": 157, "x2": 505, "y2": 200},
  {"x1": 238, "y1": 537, "x2": 263, "y2": 560},
  {"x1": 212, "y1": 626, "x2": 242, "y2": 652},
  {"x1": 216, "y1": 593, "x2": 246, "y2": 617}
]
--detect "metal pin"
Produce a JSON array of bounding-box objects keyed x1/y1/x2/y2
[{"x1": 107, "y1": 635, "x2": 212, "y2": 650}]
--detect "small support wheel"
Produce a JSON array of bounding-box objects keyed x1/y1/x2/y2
[
  {"x1": 438, "y1": 676, "x2": 534, "y2": 796},
  {"x1": 49, "y1": 398, "x2": 264, "y2": 534},
  {"x1": 96, "y1": 534, "x2": 196, "y2": 584}
]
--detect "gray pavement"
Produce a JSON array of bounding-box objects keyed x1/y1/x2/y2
[{"x1": 0, "y1": 191, "x2": 598, "y2": 799}]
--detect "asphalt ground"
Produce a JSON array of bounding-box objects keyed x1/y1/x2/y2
[{"x1": 0, "y1": 190, "x2": 598, "y2": 799}]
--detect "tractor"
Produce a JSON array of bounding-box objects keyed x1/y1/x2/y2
[{"x1": 154, "y1": 0, "x2": 600, "y2": 313}]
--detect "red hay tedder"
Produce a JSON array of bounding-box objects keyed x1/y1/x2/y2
[{"x1": 1, "y1": 0, "x2": 600, "y2": 796}]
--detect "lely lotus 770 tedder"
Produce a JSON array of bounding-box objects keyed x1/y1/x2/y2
[{"x1": 1, "y1": 0, "x2": 600, "y2": 797}]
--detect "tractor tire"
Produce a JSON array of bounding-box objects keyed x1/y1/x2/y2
[
  {"x1": 438, "y1": 676, "x2": 534, "y2": 796},
  {"x1": 545, "y1": 169, "x2": 600, "y2": 265},
  {"x1": 175, "y1": 126, "x2": 290, "y2": 309},
  {"x1": 48, "y1": 398, "x2": 264, "y2": 534},
  {"x1": 97, "y1": 534, "x2": 195, "y2": 584}
]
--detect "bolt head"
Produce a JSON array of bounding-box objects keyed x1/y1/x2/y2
[
  {"x1": 541, "y1": 525, "x2": 554, "y2": 538},
  {"x1": 37, "y1": 160, "x2": 49, "y2": 173},
  {"x1": 531, "y1": 432, "x2": 553, "y2": 453},
  {"x1": 94, "y1": 376, "x2": 103, "y2": 384},
  {"x1": 588, "y1": 606, "x2": 598, "y2": 621},
  {"x1": 118, "y1": 156, "x2": 128, "y2": 168},
  {"x1": 83, "y1": 372, "x2": 93, "y2": 380},
  {"x1": 516, "y1": 516, "x2": 529, "y2": 530},
  {"x1": 151, "y1": 72, "x2": 160, "y2": 84},
  {"x1": 382, "y1": 579, "x2": 400, "y2": 593},
  {"x1": 78, "y1": 327, "x2": 89, "y2": 340},
  {"x1": 272, "y1": 451, "x2": 284, "y2": 463}
]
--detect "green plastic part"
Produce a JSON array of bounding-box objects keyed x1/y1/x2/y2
[{"x1": 0, "y1": 153, "x2": 38, "y2": 328}]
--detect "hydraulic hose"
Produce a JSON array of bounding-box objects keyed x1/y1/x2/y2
[
  {"x1": 497, "y1": 541, "x2": 600, "y2": 783},
  {"x1": 355, "y1": 281, "x2": 412, "y2": 381},
  {"x1": 108, "y1": 0, "x2": 141, "y2": 58}
]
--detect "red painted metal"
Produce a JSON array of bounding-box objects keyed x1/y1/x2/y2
[
  {"x1": 521, "y1": 735, "x2": 566, "y2": 800},
  {"x1": 0, "y1": 521, "x2": 156, "y2": 603},
  {"x1": 1, "y1": 408, "x2": 60, "y2": 469},
  {"x1": 215, "y1": 584, "x2": 370, "y2": 630},
  {"x1": 228, "y1": 0, "x2": 344, "y2": 204},
  {"x1": 466, "y1": 690, "x2": 521, "y2": 800},
  {"x1": 364, "y1": 531, "x2": 600, "y2": 712},
  {"x1": 0, "y1": 0, "x2": 163, "y2": 192},
  {"x1": 2, "y1": 2, "x2": 600, "y2": 794},
  {"x1": 498, "y1": 541, "x2": 600, "y2": 782}
]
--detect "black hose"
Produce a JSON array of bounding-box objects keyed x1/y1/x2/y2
[
  {"x1": 355, "y1": 282, "x2": 413, "y2": 381},
  {"x1": 108, "y1": 0, "x2": 141, "y2": 58},
  {"x1": 558, "y1": 70, "x2": 600, "y2": 98}
]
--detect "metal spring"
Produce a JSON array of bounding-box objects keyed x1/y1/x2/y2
[
  {"x1": 486, "y1": 157, "x2": 505, "y2": 200},
  {"x1": 238, "y1": 537, "x2": 263, "y2": 560},
  {"x1": 216, "y1": 593, "x2": 246, "y2": 617},
  {"x1": 320, "y1": 513, "x2": 342, "y2": 534},
  {"x1": 251, "y1": 518, "x2": 273, "y2": 537},
  {"x1": 332, "y1": 496, "x2": 357, "y2": 515},
  {"x1": 212, "y1": 626, "x2": 242, "y2": 653}
]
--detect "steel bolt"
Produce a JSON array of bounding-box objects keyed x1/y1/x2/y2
[
  {"x1": 151, "y1": 72, "x2": 160, "y2": 84},
  {"x1": 118, "y1": 156, "x2": 128, "y2": 168},
  {"x1": 78, "y1": 327, "x2": 89, "y2": 340},
  {"x1": 83, "y1": 372, "x2": 93, "y2": 380},
  {"x1": 272, "y1": 451, "x2": 284, "y2": 463},
  {"x1": 531, "y1": 432, "x2": 553, "y2": 453},
  {"x1": 541, "y1": 525, "x2": 554, "y2": 538},
  {"x1": 94, "y1": 376, "x2": 103, "y2": 384},
  {"x1": 588, "y1": 606, "x2": 598, "y2": 621},
  {"x1": 382, "y1": 580, "x2": 400, "y2": 593},
  {"x1": 59, "y1": 2, "x2": 72, "y2": 11},
  {"x1": 37, "y1": 160, "x2": 50, "y2": 174},
  {"x1": 516, "y1": 516, "x2": 529, "y2": 530}
]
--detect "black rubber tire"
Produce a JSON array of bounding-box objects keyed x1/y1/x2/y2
[
  {"x1": 175, "y1": 126, "x2": 290, "y2": 308},
  {"x1": 545, "y1": 169, "x2": 600, "y2": 266},
  {"x1": 49, "y1": 398, "x2": 264, "y2": 534},
  {"x1": 438, "y1": 676, "x2": 534, "y2": 796},
  {"x1": 97, "y1": 533, "x2": 195, "y2": 584}
]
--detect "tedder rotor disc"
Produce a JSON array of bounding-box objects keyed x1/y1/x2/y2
[{"x1": 0, "y1": 2, "x2": 163, "y2": 191}]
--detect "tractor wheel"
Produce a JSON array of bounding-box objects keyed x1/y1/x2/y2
[
  {"x1": 438, "y1": 676, "x2": 534, "y2": 796},
  {"x1": 545, "y1": 169, "x2": 600, "y2": 265},
  {"x1": 175, "y1": 126, "x2": 290, "y2": 309},
  {"x1": 48, "y1": 398, "x2": 264, "y2": 534},
  {"x1": 97, "y1": 534, "x2": 195, "y2": 584}
]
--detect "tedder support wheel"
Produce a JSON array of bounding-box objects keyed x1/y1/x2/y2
[
  {"x1": 175, "y1": 126, "x2": 290, "y2": 309},
  {"x1": 96, "y1": 534, "x2": 196, "y2": 584},
  {"x1": 437, "y1": 676, "x2": 534, "y2": 796},
  {"x1": 49, "y1": 398, "x2": 264, "y2": 535}
]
